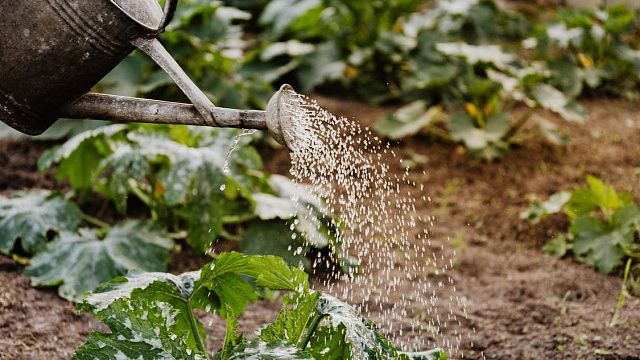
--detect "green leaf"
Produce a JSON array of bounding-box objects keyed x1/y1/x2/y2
[
  {"x1": 570, "y1": 205, "x2": 640, "y2": 274},
  {"x1": 536, "y1": 117, "x2": 569, "y2": 146},
  {"x1": 0, "y1": 190, "x2": 82, "y2": 254},
  {"x1": 38, "y1": 125, "x2": 127, "y2": 192},
  {"x1": 218, "y1": 306, "x2": 243, "y2": 360},
  {"x1": 448, "y1": 112, "x2": 510, "y2": 160},
  {"x1": 240, "y1": 220, "x2": 309, "y2": 269},
  {"x1": 224, "y1": 341, "x2": 314, "y2": 359},
  {"x1": 314, "y1": 294, "x2": 403, "y2": 359},
  {"x1": 435, "y1": 42, "x2": 515, "y2": 69},
  {"x1": 520, "y1": 191, "x2": 571, "y2": 224},
  {"x1": 81, "y1": 253, "x2": 309, "y2": 352},
  {"x1": 73, "y1": 298, "x2": 206, "y2": 360},
  {"x1": 97, "y1": 143, "x2": 152, "y2": 213},
  {"x1": 375, "y1": 102, "x2": 442, "y2": 140},
  {"x1": 194, "y1": 252, "x2": 308, "y2": 318},
  {"x1": 83, "y1": 271, "x2": 207, "y2": 351},
  {"x1": 305, "y1": 324, "x2": 351, "y2": 359},
  {"x1": 25, "y1": 220, "x2": 174, "y2": 301},
  {"x1": 297, "y1": 42, "x2": 347, "y2": 91},
  {"x1": 543, "y1": 233, "x2": 570, "y2": 258},
  {"x1": 259, "y1": 0, "x2": 321, "y2": 37},
  {"x1": 530, "y1": 84, "x2": 586, "y2": 123},
  {"x1": 260, "y1": 291, "x2": 444, "y2": 360},
  {"x1": 566, "y1": 175, "x2": 631, "y2": 219},
  {"x1": 260, "y1": 292, "x2": 322, "y2": 347}
]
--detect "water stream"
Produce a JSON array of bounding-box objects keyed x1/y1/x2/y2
[
  {"x1": 221, "y1": 129, "x2": 258, "y2": 191},
  {"x1": 222, "y1": 96, "x2": 470, "y2": 356}
]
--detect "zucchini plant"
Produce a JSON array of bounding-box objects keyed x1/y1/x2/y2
[
  {"x1": 73, "y1": 252, "x2": 447, "y2": 360},
  {"x1": 38, "y1": 124, "x2": 353, "y2": 272},
  {"x1": 375, "y1": 42, "x2": 585, "y2": 160},
  {"x1": 0, "y1": 190, "x2": 175, "y2": 301},
  {"x1": 521, "y1": 176, "x2": 640, "y2": 275},
  {"x1": 528, "y1": 4, "x2": 640, "y2": 99}
]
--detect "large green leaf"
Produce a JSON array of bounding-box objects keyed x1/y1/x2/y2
[
  {"x1": 0, "y1": 190, "x2": 82, "y2": 254},
  {"x1": 259, "y1": 0, "x2": 321, "y2": 38},
  {"x1": 566, "y1": 175, "x2": 632, "y2": 219},
  {"x1": 38, "y1": 125, "x2": 127, "y2": 191},
  {"x1": 195, "y1": 252, "x2": 309, "y2": 318},
  {"x1": 240, "y1": 220, "x2": 309, "y2": 269},
  {"x1": 260, "y1": 291, "x2": 445, "y2": 360},
  {"x1": 530, "y1": 85, "x2": 586, "y2": 123},
  {"x1": 448, "y1": 112, "x2": 510, "y2": 160},
  {"x1": 25, "y1": 220, "x2": 174, "y2": 301},
  {"x1": 375, "y1": 101, "x2": 442, "y2": 140},
  {"x1": 74, "y1": 298, "x2": 206, "y2": 360},
  {"x1": 435, "y1": 42, "x2": 515, "y2": 69},
  {"x1": 76, "y1": 253, "x2": 444, "y2": 360},
  {"x1": 76, "y1": 253, "x2": 312, "y2": 358},
  {"x1": 96, "y1": 143, "x2": 152, "y2": 213},
  {"x1": 570, "y1": 205, "x2": 640, "y2": 274}
]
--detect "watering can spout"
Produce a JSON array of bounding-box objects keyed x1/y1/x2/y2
[{"x1": 60, "y1": 83, "x2": 300, "y2": 151}]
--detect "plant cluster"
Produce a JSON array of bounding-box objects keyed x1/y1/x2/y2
[
  {"x1": 0, "y1": 124, "x2": 353, "y2": 300},
  {"x1": 74, "y1": 252, "x2": 447, "y2": 359},
  {"x1": 372, "y1": 3, "x2": 639, "y2": 160},
  {"x1": 92, "y1": 0, "x2": 638, "y2": 161},
  {"x1": 528, "y1": 4, "x2": 640, "y2": 100},
  {"x1": 521, "y1": 176, "x2": 640, "y2": 276}
]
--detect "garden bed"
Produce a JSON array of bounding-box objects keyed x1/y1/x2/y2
[{"x1": 1, "y1": 97, "x2": 639, "y2": 359}]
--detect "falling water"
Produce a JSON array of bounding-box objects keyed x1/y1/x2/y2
[
  {"x1": 220, "y1": 129, "x2": 258, "y2": 191},
  {"x1": 280, "y1": 92, "x2": 471, "y2": 356}
]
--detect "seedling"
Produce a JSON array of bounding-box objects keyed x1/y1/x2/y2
[{"x1": 522, "y1": 176, "x2": 640, "y2": 275}]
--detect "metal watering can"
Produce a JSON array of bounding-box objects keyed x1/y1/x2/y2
[{"x1": 0, "y1": 0, "x2": 298, "y2": 149}]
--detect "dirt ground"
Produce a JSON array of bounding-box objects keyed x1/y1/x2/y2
[{"x1": 1, "y1": 97, "x2": 639, "y2": 359}]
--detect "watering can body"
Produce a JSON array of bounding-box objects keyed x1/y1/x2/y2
[
  {"x1": 0, "y1": 0, "x2": 183, "y2": 135},
  {"x1": 0, "y1": 0, "x2": 296, "y2": 150}
]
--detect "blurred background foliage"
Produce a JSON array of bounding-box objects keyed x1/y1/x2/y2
[
  {"x1": 5, "y1": 0, "x2": 638, "y2": 157},
  {"x1": 92, "y1": 0, "x2": 639, "y2": 160}
]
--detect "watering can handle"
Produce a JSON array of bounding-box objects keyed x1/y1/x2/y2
[
  {"x1": 157, "y1": 0, "x2": 178, "y2": 33},
  {"x1": 132, "y1": 36, "x2": 219, "y2": 127}
]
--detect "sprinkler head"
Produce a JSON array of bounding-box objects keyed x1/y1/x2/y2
[{"x1": 266, "y1": 84, "x2": 299, "y2": 151}]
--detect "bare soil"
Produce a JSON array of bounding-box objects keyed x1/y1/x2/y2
[{"x1": 1, "y1": 97, "x2": 639, "y2": 359}]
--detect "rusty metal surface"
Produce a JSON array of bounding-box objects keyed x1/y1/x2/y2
[
  {"x1": 0, "y1": 0, "x2": 148, "y2": 134},
  {"x1": 0, "y1": 0, "x2": 185, "y2": 136},
  {"x1": 0, "y1": 0, "x2": 278, "y2": 140}
]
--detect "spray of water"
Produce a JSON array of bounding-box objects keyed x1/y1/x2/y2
[{"x1": 281, "y1": 92, "x2": 471, "y2": 356}]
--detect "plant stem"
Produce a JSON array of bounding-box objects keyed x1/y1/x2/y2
[
  {"x1": 220, "y1": 229, "x2": 241, "y2": 242},
  {"x1": 186, "y1": 299, "x2": 209, "y2": 358},
  {"x1": 129, "y1": 183, "x2": 153, "y2": 207},
  {"x1": 504, "y1": 107, "x2": 535, "y2": 141},
  {"x1": 425, "y1": 125, "x2": 454, "y2": 142},
  {"x1": 609, "y1": 258, "x2": 632, "y2": 327},
  {"x1": 222, "y1": 214, "x2": 257, "y2": 224},
  {"x1": 82, "y1": 214, "x2": 111, "y2": 230},
  {"x1": 299, "y1": 313, "x2": 325, "y2": 350}
]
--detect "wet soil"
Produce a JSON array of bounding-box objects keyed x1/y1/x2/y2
[{"x1": 1, "y1": 98, "x2": 639, "y2": 359}]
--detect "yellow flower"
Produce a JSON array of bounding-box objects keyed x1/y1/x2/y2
[
  {"x1": 465, "y1": 103, "x2": 479, "y2": 118},
  {"x1": 344, "y1": 66, "x2": 358, "y2": 78},
  {"x1": 577, "y1": 53, "x2": 594, "y2": 68}
]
